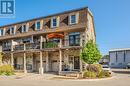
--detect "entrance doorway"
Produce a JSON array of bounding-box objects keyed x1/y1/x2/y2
[{"x1": 74, "y1": 56, "x2": 80, "y2": 69}]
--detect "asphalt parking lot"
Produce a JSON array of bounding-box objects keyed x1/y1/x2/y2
[{"x1": 0, "y1": 69, "x2": 130, "y2": 86}]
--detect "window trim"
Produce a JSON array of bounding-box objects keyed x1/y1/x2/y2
[
  {"x1": 69, "y1": 13, "x2": 79, "y2": 25},
  {"x1": 51, "y1": 17, "x2": 60, "y2": 28},
  {"x1": 69, "y1": 32, "x2": 80, "y2": 46},
  {"x1": 0, "y1": 29, "x2": 5, "y2": 36},
  {"x1": 22, "y1": 24, "x2": 28, "y2": 33},
  {"x1": 35, "y1": 20, "x2": 41, "y2": 30},
  {"x1": 9, "y1": 26, "x2": 16, "y2": 35}
]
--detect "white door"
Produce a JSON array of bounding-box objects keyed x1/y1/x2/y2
[{"x1": 51, "y1": 61, "x2": 58, "y2": 72}]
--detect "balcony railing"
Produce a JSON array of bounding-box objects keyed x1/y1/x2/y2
[
  {"x1": 2, "y1": 46, "x2": 11, "y2": 51},
  {"x1": 26, "y1": 42, "x2": 40, "y2": 50},
  {"x1": 2, "y1": 40, "x2": 81, "y2": 52},
  {"x1": 42, "y1": 42, "x2": 59, "y2": 49},
  {"x1": 14, "y1": 44, "x2": 24, "y2": 51}
]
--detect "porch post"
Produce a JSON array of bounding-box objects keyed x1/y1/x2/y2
[
  {"x1": 40, "y1": 36, "x2": 43, "y2": 49},
  {"x1": 11, "y1": 40, "x2": 14, "y2": 66},
  {"x1": 46, "y1": 52, "x2": 49, "y2": 72},
  {"x1": 39, "y1": 51, "x2": 43, "y2": 75},
  {"x1": 23, "y1": 52, "x2": 27, "y2": 73},
  {"x1": 23, "y1": 44, "x2": 27, "y2": 73},
  {"x1": 59, "y1": 38, "x2": 62, "y2": 74},
  {"x1": 31, "y1": 35, "x2": 34, "y2": 43},
  {"x1": 59, "y1": 50, "x2": 62, "y2": 74},
  {"x1": 11, "y1": 53, "x2": 14, "y2": 66},
  {"x1": 80, "y1": 32, "x2": 83, "y2": 72}
]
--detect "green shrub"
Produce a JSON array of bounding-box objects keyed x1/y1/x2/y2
[
  {"x1": 98, "y1": 70, "x2": 111, "y2": 78},
  {"x1": 0, "y1": 65, "x2": 14, "y2": 76},
  {"x1": 43, "y1": 42, "x2": 58, "y2": 48},
  {"x1": 83, "y1": 64, "x2": 111, "y2": 78},
  {"x1": 83, "y1": 71, "x2": 97, "y2": 78},
  {"x1": 86, "y1": 64, "x2": 102, "y2": 75}
]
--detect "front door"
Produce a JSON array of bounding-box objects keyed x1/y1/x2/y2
[{"x1": 74, "y1": 57, "x2": 80, "y2": 69}]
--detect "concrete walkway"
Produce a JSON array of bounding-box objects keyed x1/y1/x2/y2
[{"x1": 0, "y1": 69, "x2": 130, "y2": 86}]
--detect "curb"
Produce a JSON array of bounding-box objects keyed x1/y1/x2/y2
[{"x1": 51, "y1": 75, "x2": 115, "y2": 81}]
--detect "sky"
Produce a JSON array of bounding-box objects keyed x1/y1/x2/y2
[{"x1": 0, "y1": 0, "x2": 130, "y2": 55}]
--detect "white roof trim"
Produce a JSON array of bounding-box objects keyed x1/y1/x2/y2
[{"x1": 109, "y1": 48, "x2": 130, "y2": 52}]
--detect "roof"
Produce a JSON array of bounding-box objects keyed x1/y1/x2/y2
[
  {"x1": 109, "y1": 48, "x2": 130, "y2": 52},
  {"x1": 0, "y1": 6, "x2": 88, "y2": 28}
]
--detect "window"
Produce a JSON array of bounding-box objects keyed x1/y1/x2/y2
[
  {"x1": 51, "y1": 17, "x2": 59, "y2": 28},
  {"x1": 22, "y1": 24, "x2": 28, "y2": 33},
  {"x1": 69, "y1": 13, "x2": 79, "y2": 25},
  {"x1": 9, "y1": 27, "x2": 15, "y2": 35},
  {"x1": 69, "y1": 32, "x2": 80, "y2": 46},
  {"x1": 35, "y1": 21, "x2": 41, "y2": 30},
  {"x1": 0, "y1": 29, "x2": 4, "y2": 36}
]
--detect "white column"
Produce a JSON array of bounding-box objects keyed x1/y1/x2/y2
[
  {"x1": 80, "y1": 32, "x2": 83, "y2": 72},
  {"x1": 40, "y1": 36, "x2": 43, "y2": 49},
  {"x1": 58, "y1": 38, "x2": 62, "y2": 74},
  {"x1": 11, "y1": 53, "x2": 14, "y2": 66},
  {"x1": 11, "y1": 40, "x2": 14, "y2": 66},
  {"x1": 46, "y1": 52, "x2": 49, "y2": 72},
  {"x1": 31, "y1": 35, "x2": 34, "y2": 43},
  {"x1": 23, "y1": 43, "x2": 27, "y2": 73},
  {"x1": 59, "y1": 39, "x2": 62, "y2": 48},
  {"x1": 23, "y1": 53, "x2": 27, "y2": 73},
  {"x1": 59, "y1": 50, "x2": 62, "y2": 74},
  {"x1": 39, "y1": 51, "x2": 43, "y2": 75}
]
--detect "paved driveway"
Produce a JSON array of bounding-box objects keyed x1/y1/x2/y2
[{"x1": 0, "y1": 69, "x2": 130, "y2": 86}]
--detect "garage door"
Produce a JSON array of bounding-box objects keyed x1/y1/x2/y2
[{"x1": 51, "y1": 60, "x2": 58, "y2": 72}]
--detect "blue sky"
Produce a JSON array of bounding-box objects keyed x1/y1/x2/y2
[{"x1": 0, "y1": 0, "x2": 130, "y2": 55}]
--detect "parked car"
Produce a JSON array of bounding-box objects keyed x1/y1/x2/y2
[
  {"x1": 102, "y1": 65, "x2": 112, "y2": 73},
  {"x1": 126, "y1": 62, "x2": 130, "y2": 69}
]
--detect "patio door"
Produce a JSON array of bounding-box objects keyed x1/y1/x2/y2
[{"x1": 74, "y1": 56, "x2": 80, "y2": 69}]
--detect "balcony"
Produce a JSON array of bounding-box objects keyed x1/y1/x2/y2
[
  {"x1": 12, "y1": 42, "x2": 59, "y2": 51},
  {"x1": 2, "y1": 39, "x2": 81, "y2": 52}
]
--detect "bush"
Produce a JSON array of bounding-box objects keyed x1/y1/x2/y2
[
  {"x1": 0, "y1": 65, "x2": 14, "y2": 76},
  {"x1": 86, "y1": 64, "x2": 102, "y2": 75},
  {"x1": 98, "y1": 70, "x2": 111, "y2": 78},
  {"x1": 83, "y1": 64, "x2": 111, "y2": 78},
  {"x1": 83, "y1": 71, "x2": 96, "y2": 78}
]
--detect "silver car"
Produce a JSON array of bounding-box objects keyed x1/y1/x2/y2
[{"x1": 102, "y1": 65, "x2": 112, "y2": 73}]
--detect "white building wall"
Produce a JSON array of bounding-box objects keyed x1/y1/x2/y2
[
  {"x1": 109, "y1": 50, "x2": 130, "y2": 68},
  {"x1": 109, "y1": 52, "x2": 117, "y2": 67},
  {"x1": 117, "y1": 51, "x2": 124, "y2": 67},
  {"x1": 126, "y1": 51, "x2": 130, "y2": 63}
]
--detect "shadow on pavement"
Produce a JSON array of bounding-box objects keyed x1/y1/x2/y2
[{"x1": 112, "y1": 69, "x2": 130, "y2": 74}]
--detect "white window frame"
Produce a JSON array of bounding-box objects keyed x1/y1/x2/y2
[
  {"x1": 22, "y1": 24, "x2": 28, "y2": 33},
  {"x1": 69, "y1": 13, "x2": 79, "y2": 25},
  {"x1": 0, "y1": 29, "x2": 5, "y2": 36},
  {"x1": 9, "y1": 26, "x2": 16, "y2": 35},
  {"x1": 51, "y1": 17, "x2": 60, "y2": 28},
  {"x1": 35, "y1": 20, "x2": 41, "y2": 30}
]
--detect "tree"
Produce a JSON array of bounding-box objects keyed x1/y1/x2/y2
[{"x1": 80, "y1": 40, "x2": 102, "y2": 64}]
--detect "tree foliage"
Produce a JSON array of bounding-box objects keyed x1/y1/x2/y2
[{"x1": 80, "y1": 40, "x2": 102, "y2": 64}]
